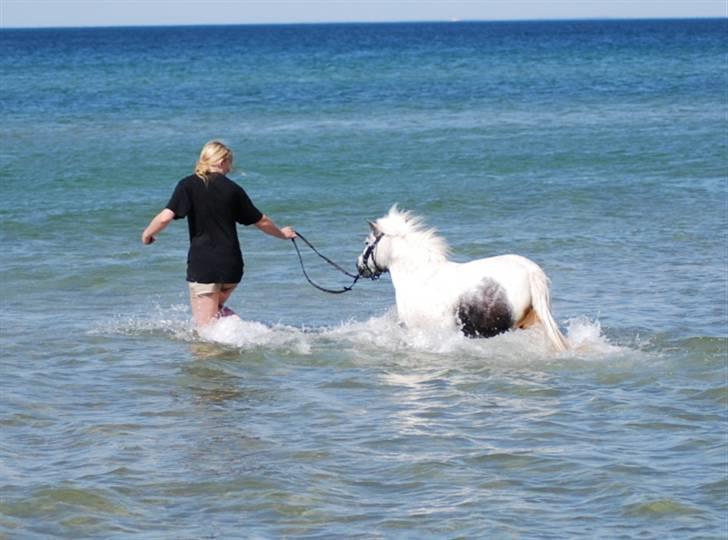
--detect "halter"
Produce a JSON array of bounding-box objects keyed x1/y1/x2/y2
[
  {"x1": 360, "y1": 233, "x2": 386, "y2": 279},
  {"x1": 291, "y1": 232, "x2": 383, "y2": 294}
]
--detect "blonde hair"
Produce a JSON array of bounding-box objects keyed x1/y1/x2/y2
[{"x1": 194, "y1": 140, "x2": 234, "y2": 183}]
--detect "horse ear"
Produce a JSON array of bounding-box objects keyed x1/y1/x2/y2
[{"x1": 368, "y1": 221, "x2": 379, "y2": 233}]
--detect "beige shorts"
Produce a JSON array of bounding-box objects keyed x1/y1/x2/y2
[{"x1": 187, "y1": 281, "x2": 238, "y2": 298}]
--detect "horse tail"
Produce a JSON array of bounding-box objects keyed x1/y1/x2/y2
[{"x1": 528, "y1": 268, "x2": 569, "y2": 352}]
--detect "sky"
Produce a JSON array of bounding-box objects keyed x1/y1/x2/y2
[{"x1": 1, "y1": 0, "x2": 725, "y2": 28}]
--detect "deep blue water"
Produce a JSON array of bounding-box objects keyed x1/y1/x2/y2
[{"x1": 1, "y1": 19, "x2": 726, "y2": 539}]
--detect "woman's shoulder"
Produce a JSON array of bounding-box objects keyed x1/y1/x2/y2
[
  {"x1": 218, "y1": 174, "x2": 247, "y2": 192},
  {"x1": 176, "y1": 173, "x2": 246, "y2": 194},
  {"x1": 179, "y1": 174, "x2": 202, "y2": 184},
  {"x1": 172, "y1": 174, "x2": 200, "y2": 190}
]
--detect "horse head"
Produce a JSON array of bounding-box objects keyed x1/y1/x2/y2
[
  {"x1": 357, "y1": 205, "x2": 448, "y2": 278},
  {"x1": 356, "y1": 220, "x2": 388, "y2": 278}
]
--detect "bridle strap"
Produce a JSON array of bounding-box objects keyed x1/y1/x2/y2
[
  {"x1": 291, "y1": 233, "x2": 361, "y2": 294},
  {"x1": 295, "y1": 232, "x2": 359, "y2": 279},
  {"x1": 360, "y1": 233, "x2": 385, "y2": 278}
]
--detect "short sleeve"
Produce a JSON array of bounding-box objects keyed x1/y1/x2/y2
[
  {"x1": 236, "y1": 188, "x2": 263, "y2": 226},
  {"x1": 165, "y1": 179, "x2": 191, "y2": 219}
]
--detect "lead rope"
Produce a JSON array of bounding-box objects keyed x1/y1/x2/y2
[{"x1": 291, "y1": 233, "x2": 361, "y2": 294}]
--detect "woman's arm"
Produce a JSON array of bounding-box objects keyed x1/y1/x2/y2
[
  {"x1": 142, "y1": 208, "x2": 175, "y2": 244},
  {"x1": 254, "y1": 214, "x2": 296, "y2": 240}
]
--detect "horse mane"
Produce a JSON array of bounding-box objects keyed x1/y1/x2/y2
[{"x1": 375, "y1": 205, "x2": 450, "y2": 263}]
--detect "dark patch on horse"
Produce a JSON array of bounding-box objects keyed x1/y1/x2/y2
[{"x1": 456, "y1": 278, "x2": 514, "y2": 338}]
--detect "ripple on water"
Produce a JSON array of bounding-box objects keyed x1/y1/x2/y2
[
  {"x1": 5, "y1": 298, "x2": 724, "y2": 539},
  {"x1": 623, "y1": 498, "x2": 705, "y2": 518}
]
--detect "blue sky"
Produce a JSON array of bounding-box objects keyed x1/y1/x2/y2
[{"x1": 1, "y1": 0, "x2": 725, "y2": 28}]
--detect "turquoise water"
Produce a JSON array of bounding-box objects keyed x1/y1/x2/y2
[{"x1": 1, "y1": 19, "x2": 726, "y2": 539}]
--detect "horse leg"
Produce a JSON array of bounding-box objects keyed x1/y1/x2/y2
[{"x1": 516, "y1": 306, "x2": 540, "y2": 329}]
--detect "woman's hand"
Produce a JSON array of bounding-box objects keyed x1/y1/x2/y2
[
  {"x1": 142, "y1": 209, "x2": 174, "y2": 245},
  {"x1": 255, "y1": 215, "x2": 296, "y2": 240}
]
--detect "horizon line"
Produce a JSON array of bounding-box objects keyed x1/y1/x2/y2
[{"x1": 2, "y1": 15, "x2": 725, "y2": 31}]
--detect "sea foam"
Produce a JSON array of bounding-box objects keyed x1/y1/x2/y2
[{"x1": 99, "y1": 305, "x2": 620, "y2": 361}]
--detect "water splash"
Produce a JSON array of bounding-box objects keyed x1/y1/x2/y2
[
  {"x1": 322, "y1": 310, "x2": 625, "y2": 361},
  {"x1": 564, "y1": 316, "x2": 623, "y2": 356},
  {"x1": 197, "y1": 316, "x2": 311, "y2": 354},
  {"x1": 93, "y1": 303, "x2": 195, "y2": 342},
  {"x1": 97, "y1": 305, "x2": 621, "y2": 361}
]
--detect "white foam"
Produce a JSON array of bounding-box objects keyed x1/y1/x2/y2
[
  {"x1": 92, "y1": 303, "x2": 195, "y2": 341},
  {"x1": 98, "y1": 304, "x2": 619, "y2": 360},
  {"x1": 564, "y1": 316, "x2": 624, "y2": 356},
  {"x1": 197, "y1": 316, "x2": 311, "y2": 354},
  {"x1": 321, "y1": 309, "x2": 618, "y2": 361}
]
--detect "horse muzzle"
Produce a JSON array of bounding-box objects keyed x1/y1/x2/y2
[
  {"x1": 356, "y1": 257, "x2": 374, "y2": 278},
  {"x1": 357, "y1": 232, "x2": 386, "y2": 279},
  {"x1": 356, "y1": 255, "x2": 385, "y2": 279}
]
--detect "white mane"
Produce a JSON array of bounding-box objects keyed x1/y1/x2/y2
[{"x1": 375, "y1": 205, "x2": 450, "y2": 263}]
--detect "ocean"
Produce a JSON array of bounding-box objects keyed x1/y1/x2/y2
[{"x1": 0, "y1": 19, "x2": 726, "y2": 539}]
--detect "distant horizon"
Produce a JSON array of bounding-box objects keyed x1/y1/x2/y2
[
  {"x1": 2, "y1": 14, "x2": 725, "y2": 31},
  {"x1": 3, "y1": 0, "x2": 725, "y2": 30}
]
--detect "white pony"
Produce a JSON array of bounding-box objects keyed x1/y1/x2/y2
[{"x1": 356, "y1": 206, "x2": 569, "y2": 351}]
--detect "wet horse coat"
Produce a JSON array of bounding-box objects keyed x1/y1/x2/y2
[
  {"x1": 457, "y1": 277, "x2": 514, "y2": 338},
  {"x1": 357, "y1": 206, "x2": 569, "y2": 351}
]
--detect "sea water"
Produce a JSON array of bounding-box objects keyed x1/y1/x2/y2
[{"x1": 0, "y1": 19, "x2": 726, "y2": 539}]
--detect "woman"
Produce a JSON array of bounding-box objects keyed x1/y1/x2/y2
[{"x1": 142, "y1": 140, "x2": 296, "y2": 327}]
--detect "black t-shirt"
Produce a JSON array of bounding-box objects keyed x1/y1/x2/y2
[{"x1": 166, "y1": 173, "x2": 263, "y2": 283}]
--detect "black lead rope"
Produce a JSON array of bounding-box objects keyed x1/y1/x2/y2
[{"x1": 291, "y1": 233, "x2": 361, "y2": 294}]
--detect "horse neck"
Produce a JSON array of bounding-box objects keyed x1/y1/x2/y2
[{"x1": 388, "y1": 235, "x2": 448, "y2": 277}]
